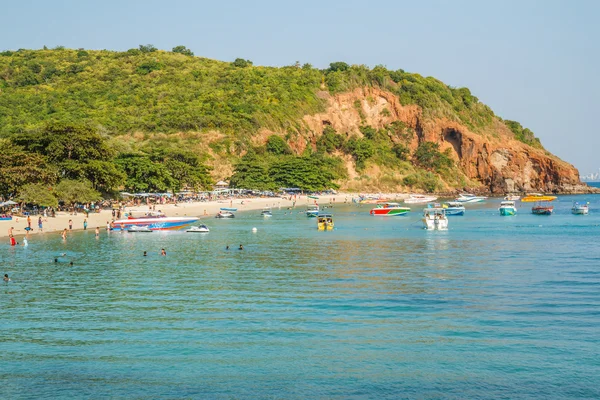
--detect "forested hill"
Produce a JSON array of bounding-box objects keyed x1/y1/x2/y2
[{"x1": 0, "y1": 46, "x2": 584, "y2": 201}]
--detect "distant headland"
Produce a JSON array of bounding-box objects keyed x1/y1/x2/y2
[{"x1": 0, "y1": 46, "x2": 594, "y2": 199}]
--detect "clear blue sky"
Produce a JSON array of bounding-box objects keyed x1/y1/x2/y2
[{"x1": 1, "y1": 0, "x2": 598, "y2": 173}]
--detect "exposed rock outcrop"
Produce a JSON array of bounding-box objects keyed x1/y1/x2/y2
[{"x1": 300, "y1": 87, "x2": 592, "y2": 194}]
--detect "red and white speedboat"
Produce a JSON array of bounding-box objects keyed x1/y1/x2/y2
[
  {"x1": 369, "y1": 202, "x2": 411, "y2": 216},
  {"x1": 112, "y1": 211, "x2": 199, "y2": 231}
]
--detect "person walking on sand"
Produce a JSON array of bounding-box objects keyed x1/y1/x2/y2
[
  {"x1": 8, "y1": 227, "x2": 14, "y2": 236},
  {"x1": 68, "y1": 219, "x2": 73, "y2": 230},
  {"x1": 27, "y1": 215, "x2": 31, "y2": 229},
  {"x1": 38, "y1": 216, "x2": 43, "y2": 232},
  {"x1": 83, "y1": 219, "x2": 88, "y2": 230}
]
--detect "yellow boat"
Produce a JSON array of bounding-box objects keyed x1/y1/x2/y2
[
  {"x1": 521, "y1": 193, "x2": 557, "y2": 202},
  {"x1": 317, "y1": 214, "x2": 334, "y2": 230}
]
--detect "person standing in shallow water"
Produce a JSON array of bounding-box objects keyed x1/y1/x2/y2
[
  {"x1": 38, "y1": 216, "x2": 43, "y2": 232},
  {"x1": 83, "y1": 219, "x2": 88, "y2": 230},
  {"x1": 161, "y1": 249, "x2": 166, "y2": 256},
  {"x1": 95, "y1": 227, "x2": 100, "y2": 238}
]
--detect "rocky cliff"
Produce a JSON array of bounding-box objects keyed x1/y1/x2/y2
[{"x1": 299, "y1": 87, "x2": 589, "y2": 194}]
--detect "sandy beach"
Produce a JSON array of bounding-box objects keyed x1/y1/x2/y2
[{"x1": 1, "y1": 193, "x2": 365, "y2": 240}]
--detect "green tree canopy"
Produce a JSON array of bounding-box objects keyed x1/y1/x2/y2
[
  {"x1": 17, "y1": 183, "x2": 58, "y2": 207},
  {"x1": 0, "y1": 142, "x2": 57, "y2": 198},
  {"x1": 172, "y1": 45, "x2": 194, "y2": 56},
  {"x1": 266, "y1": 135, "x2": 292, "y2": 155},
  {"x1": 54, "y1": 179, "x2": 101, "y2": 205},
  {"x1": 115, "y1": 154, "x2": 175, "y2": 192}
]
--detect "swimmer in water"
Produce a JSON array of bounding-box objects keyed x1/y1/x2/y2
[
  {"x1": 22, "y1": 238, "x2": 28, "y2": 247},
  {"x1": 143, "y1": 251, "x2": 147, "y2": 257},
  {"x1": 239, "y1": 244, "x2": 243, "y2": 250},
  {"x1": 3, "y1": 274, "x2": 9, "y2": 282},
  {"x1": 69, "y1": 261, "x2": 74, "y2": 266},
  {"x1": 226, "y1": 245, "x2": 230, "y2": 250},
  {"x1": 161, "y1": 248, "x2": 166, "y2": 256}
]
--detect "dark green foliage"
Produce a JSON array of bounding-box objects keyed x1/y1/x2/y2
[
  {"x1": 115, "y1": 154, "x2": 175, "y2": 192},
  {"x1": 414, "y1": 142, "x2": 453, "y2": 172},
  {"x1": 18, "y1": 183, "x2": 58, "y2": 207},
  {"x1": 232, "y1": 58, "x2": 253, "y2": 68},
  {"x1": 172, "y1": 45, "x2": 194, "y2": 56},
  {"x1": 136, "y1": 60, "x2": 163, "y2": 75},
  {"x1": 504, "y1": 120, "x2": 543, "y2": 149},
  {"x1": 328, "y1": 62, "x2": 350, "y2": 72},
  {"x1": 230, "y1": 150, "x2": 343, "y2": 191},
  {"x1": 402, "y1": 171, "x2": 440, "y2": 192},
  {"x1": 392, "y1": 143, "x2": 410, "y2": 161},
  {"x1": 345, "y1": 137, "x2": 374, "y2": 170},
  {"x1": 229, "y1": 152, "x2": 275, "y2": 190},
  {"x1": 269, "y1": 155, "x2": 340, "y2": 191},
  {"x1": 266, "y1": 135, "x2": 292, "y2": 155},
  {"x1": 139, "y1": 44, "x2": 157, "y2": 53},
  {"x1": 54, "y1": 179, "x2": 101, "y2": 205},
  {"x1": 0, "y1": 143, "x2": 57, "y2": 198},
  {"x1": 317, "y1": 126, "x2": 346, "y2": 153}
]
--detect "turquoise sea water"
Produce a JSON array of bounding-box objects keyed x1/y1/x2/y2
[{"x1": 1, "y1": 195, "x2": 599, "y2": 399}]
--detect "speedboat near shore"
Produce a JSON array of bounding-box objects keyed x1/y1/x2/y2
[
  {"x1": 499, "y1": 201, "x2": 517, "y2": 216},
  {"x1": 261, "y1": 208, "x2": 273, "y2": 218},
  {"x1": 404, "y1": 194, "x2": 438, "y2": 204},
  {"x1": 369, "y1": 202, "x2": 410, "y2": 216},
  {"x1": 216, "y1": 211, "x2": 235, "y2": 218},
  {"x1": 112, "y1": 211, "x2": 199, "y2": 231},
  {"x1": 455, "y1": 193, "x2": 487, "y2": 203},
  {"x1": 422, "y1": 207, "x2": 448, "y2": 230},
  {"x1": 442, "y1": 202, "x2": 465, "y2": 216},
  {"x1": 504, "y1": 194, "x2": 521, "y2": 201},
  {"x1": 571, "y1": 201, "x2": 589, "y2": 215}
]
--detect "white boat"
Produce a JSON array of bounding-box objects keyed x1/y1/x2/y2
[
  {"x1": 127, "y1": 225, "x2": 153, "y2": 233},
  {"x1": 186, "y1": 224, "x2": 210, "y2": 232},
  {"x1": 442, "y1": 202, "x2": 465, "y2": 216},
  {"x1": 455, "y1": 193, "x2": 487, "y2": 203},
  {"x1": 422, "y1": 207, "x2": 448, "y2": 230},
  {"x1": 261, "y1": 208, "x2": 273, "y2": 217},
  {"x1": 215, "y1": 211, "x2": 235, "y2": 218},
  {"x1": 306, "y1": 205, "x2": 319, "y2": 217},
  {"x1": 504, "y1": 194, "x2": 521, "y2": 201},
  {"x1": 499, "y1": 201, "x2": 517, "y2": 216},
  {"x1": 404, "y1": 194, "x2": 438, "y2": 204},
  {"x1": 571, "y1": 201, "x2": 589, "y2": 215}
]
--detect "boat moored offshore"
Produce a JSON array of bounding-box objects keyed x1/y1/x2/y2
[
  {"x1": 442, "y1": 202, "x2": 466, "y2": 216},
  {"x1": 522, "y1": 194, "x2": 557, "y2": 215},
  {"x1": 455, "y1": 193, "x2": 487, "y2": 203},
  {"x1": 404, "y1": 194, "x2": 438, "y2": 204},
  {"x1": 571, "y1": 201, "x2": 589, "y2": 215},
  {"x1": 499, "y1": 201, "x2": 517, "y2": 216},
  {"x1": 306, "y1": 205, "x2": 319, "y2": 217},
  {"x1": 369, "y1": 202, "x2": 411, "y2": 216},
  {"x1": 422, "y1": 207, "x2": 448, "y2": 230}
]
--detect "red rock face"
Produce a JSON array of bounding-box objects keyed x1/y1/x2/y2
[{"x1": 300, "y1": 87, "x2": 590, "y2": 193}]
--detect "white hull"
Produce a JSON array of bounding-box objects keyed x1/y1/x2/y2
[
  {"x1": 405, "y1": 195, "x2": 438, "y2": 204},
  {"x1": 572, "y1": 207, "x2": 589, "y2": 215}
]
